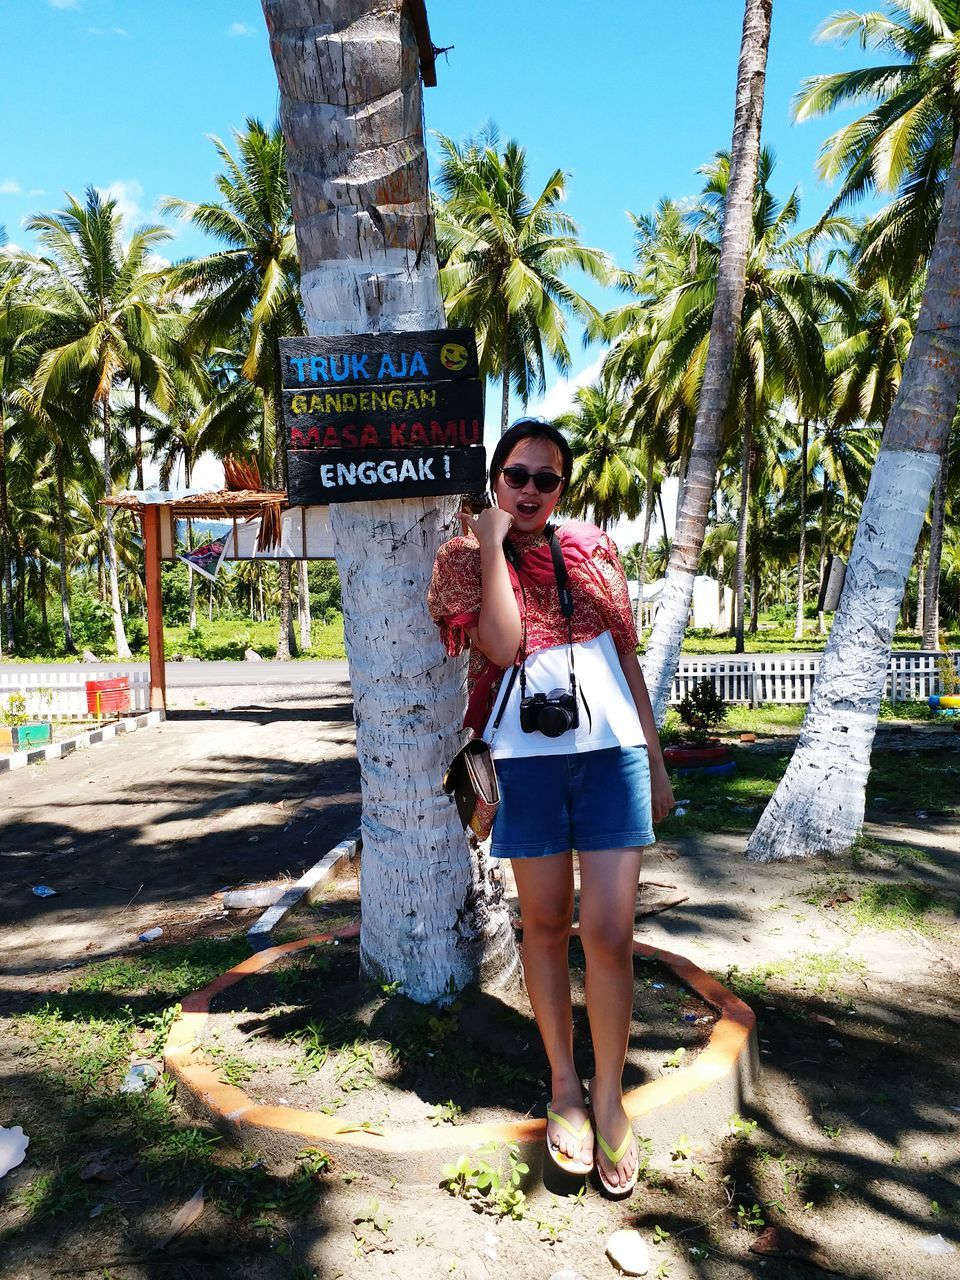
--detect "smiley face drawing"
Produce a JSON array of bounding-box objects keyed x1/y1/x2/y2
[{"x1": 440, "y1": 342, "x2": 469, "y2": 372}]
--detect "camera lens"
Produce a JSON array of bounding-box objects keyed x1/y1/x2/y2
[{"x1": 538, "y1": 704, "x2": 573, "y2": 737}]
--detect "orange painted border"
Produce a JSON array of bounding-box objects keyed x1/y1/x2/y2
[{"x1": 165, "y1": 923, "x2": 757, "y2": 1158}]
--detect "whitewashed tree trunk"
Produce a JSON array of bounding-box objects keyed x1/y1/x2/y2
[
  {"x1": 794, "y1": 418, "x2": 808, "y2": 640},
  {"x1": 298, "y1": 560, "x2": 312, "y2": 650},
  {"x1": 747, "y1": 131, "x2": 960, "y2": 861},
  {"x1": 922, "y1": 453, "x2": 948, "y2": 649},
  {"x1": 641, "y1": 0, "x2": 772, "y2": 719},
  {"x1": 102, "y1": 402, "x2": 131, "y2": 659},
  {"x1": 262, "y1": 0, "x2": 518, "y2": 1002},
  {"x1": 733, "y1": 409, "x2": 752, "y2": 651}
]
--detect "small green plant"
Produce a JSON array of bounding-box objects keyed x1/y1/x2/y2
[
  {"x1": 728, "y1": 1113, "x2": 758, "y2": 1140},
  {"x1": 663, "y1": 1046, "x2": 687, "y2": 1070},
  {"x1": 286, "y1": 1020, "x2": 330, "y2": 1075},
  {"x1": 439, "y1": 1142, "x2": 529, "y2": 1219},
  {"x1": 2, "y1": 691, "x2": 28, "y2": 728},
  {"x1": 652, "y1": 1223, "x2": 671, "y2": 1244},
  {"x1": 428, "y1": 1099, "x2": 463, "y2": 1127},
  {"x1": 937, "y1": 649, "x2": 960, "y2": 696},
  {"x1": 677, "y1": 679, "x2": 727, "y2": 744},
  {"x1": 142, "y1": 1002, "x2": 181, "y2": 1056},
  {"x1": 822, "y1": 1123, "x2": 842, "y2": 1140},
  {"x1": 297, "y1": 1147, "x2": 331, "y2": 1176},
  {"x1": 736, "y1": 1202, "x2": 765, "y2": 1230},
  {"x1": 654, "y1": 1263, "x2": 672, "y2": 1279},
  {"x1": 352, "y1": 1197, "x2": 392, "y2": 1243},
  {"x1": 204, "y1": 1043, "x2": 256, "y2": 1087}
]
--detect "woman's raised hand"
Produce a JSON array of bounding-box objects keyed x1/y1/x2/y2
[{"x1": 458, "y1": 506, "x2": 515, "y2": 547}]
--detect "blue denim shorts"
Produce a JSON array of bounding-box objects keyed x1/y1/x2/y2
[{"x1": 490, "y1": 745, "x2": 656, "y2": 859}]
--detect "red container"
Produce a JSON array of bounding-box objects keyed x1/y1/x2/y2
[{"x1": 85, "y1": 677, "x2": 130, "y2": 716}]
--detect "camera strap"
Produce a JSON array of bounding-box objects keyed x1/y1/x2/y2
[{"x1": 510, "y1": 526, "x2": 591, "y2": 732}]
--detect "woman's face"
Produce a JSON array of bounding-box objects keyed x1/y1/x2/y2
[{"x1": 493, "y1": 436, "x2": 566, "y2": 535}]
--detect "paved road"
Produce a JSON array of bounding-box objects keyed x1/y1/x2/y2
[{"x1": 0, "y1": 659, "x2": 350, "y2": 688}]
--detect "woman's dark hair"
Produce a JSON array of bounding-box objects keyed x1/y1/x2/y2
[{"x1": 489, "y1": 417, "x2": 573, "y2": 493}]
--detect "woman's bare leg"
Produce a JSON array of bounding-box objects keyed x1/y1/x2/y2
[
  {"x1": 578, "y1": 846, "x2": 644, "y2": 1189},
  {"x1": 511, "y1": 851, "x2": 592, "y2": 1165}
]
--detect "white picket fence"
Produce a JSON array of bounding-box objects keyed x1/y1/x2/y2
[
  {"x1": 0, "y1": 669, "x2": 151, "y2": 720},
  {"x1": 669, "y1": 650, "x2": 958, "y2": 706}
]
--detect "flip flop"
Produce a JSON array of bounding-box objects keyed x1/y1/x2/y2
[
  {"x1": 594, "y1": 1124, "x2": 639, "y2": 1198},
  {"x1": 545, "y1": 1106, "x2": 594, "y2": 1175}
]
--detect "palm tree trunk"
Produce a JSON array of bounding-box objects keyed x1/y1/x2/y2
[
  {"x1": 635, "y1": 457, "x2": 656, "y2": 627},
  {"x1": 914, "y1": 545, "x2": 925, "y2": 633},
  {"x1": 922, "y1": 453, "x2": 949, "y2": 649},
  {"x1": 0, "y1": 392, "x2": 15, "y2": 653},
  {"x1": 298, "y1": 560, "x2": 312, "y2": 650},
  {"x1": 733, "y1": 408, "x2": 753, "y2": 653},
  {"x1": 271, "y1": 376, "x2": 294, "y2": 661},
  {"x1": 263, "y1": 0, "x2": 519, "y2": 1001},
  {"x1": 747, "y1": 130, "x2": 960, "y2": 861},
  {"x1": 133, "y1": 381, "x2": 145, "y2": 491},
  {"x1": 500, "y1": 346, "x2": 510, "y2": 434},
  {"x1": 641, "y1": 0, "x2": 772, "y2": 719},
  {"x1": 749, "y1": 566, "x2": 760, "y2": 633},
  {"x1": 102, "y1": 401, "x2": 132, "y2": 659},
  {"x1": 794, "y1": 418, "x2": 808, "y2": 640},
  {"x1": 55, "y1": 443, "x2": 75, "y2": 652},
  {"x1": 818, "y1": 482, "x2": 829, "y2": 634}
]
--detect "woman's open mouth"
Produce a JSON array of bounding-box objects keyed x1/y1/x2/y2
[{"x1": 516, "y1": 501, "x2": 540, "y2": 516}]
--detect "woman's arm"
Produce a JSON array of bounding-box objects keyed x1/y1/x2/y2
[
  {"x1": 460, "y1": 507, "x2": 523, "y2": 668},
  {"x1": 619, "y1": 649, "x2": 675, "y2": 823}
]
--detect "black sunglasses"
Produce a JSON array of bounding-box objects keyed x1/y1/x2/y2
[{"x1": 499, "y1": 466, "x2": 564, "y2": 494}]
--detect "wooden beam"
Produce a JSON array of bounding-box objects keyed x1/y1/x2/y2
[
  {"x1": 406, "y1": 0, "x2": 437, "y2": 87},
  {"x1": 142, "y1": 507, "x2": 166, "y2": 712}
]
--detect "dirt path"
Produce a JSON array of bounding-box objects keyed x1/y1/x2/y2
[{"x1": 0, "y1": 677, "x2": 361, "y2": 994}]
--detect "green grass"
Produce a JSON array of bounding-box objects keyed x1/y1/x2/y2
[
  {"x1": 164, "y1": 616, "x2": 345, "y2": 661},
  {"x1": 71, "y1": 935, "x2": 252, "y2": 999},
  {"x1": 640, "y1": 624, "x2": 960, "y2": 655},
  {"x1": 658, "y1": 750, "x2": 789, "y2": 834},
  {"x1": 721, "y1": 950, "x2": 868, "y2": 1003},
  {"x1": 802, "y1": 876, "x2": 954, "y2": 935}
]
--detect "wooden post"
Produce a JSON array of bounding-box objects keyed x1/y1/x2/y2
[{"x1": 142, "y1": 507, "x2": 166, "y2": 712}]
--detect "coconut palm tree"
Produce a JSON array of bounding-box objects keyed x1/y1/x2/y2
[
  {"x1": 434, "y1": 127, "x2": 611, "y2": 431},
  {"x1": 794, "y1": 0, "x2": 960, "y2": 288},
  {"x1": 557, "y1": 381, "x2": 644, "y2": 530},
  {"x1": 14, "y1": 188, "x2": 174, "y2": 659},
  {"x1": 161, "y1": 119, "x2": 303, "y2": 659},
  {"x1": 261, "y1": 0, "x2": 519, "y2": 1001},
  {"x1": 641, "y1": 0, "x2": 773, "y2": 717},
  {"x1": 747, "y1": 129, "x2": 960, "y2": 861}
]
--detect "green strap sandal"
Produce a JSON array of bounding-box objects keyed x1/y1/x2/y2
[
  {"x1": 546, "y1": 1107, "x2": 594, "y2": 1175},
  {"x1": 595, "y1": 1124, "x2": 638, "y2": 1197}
]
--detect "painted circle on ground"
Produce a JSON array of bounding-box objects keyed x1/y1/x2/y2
[{"x1": 440, "y1": 342, "x2": 469, "y2": 371}]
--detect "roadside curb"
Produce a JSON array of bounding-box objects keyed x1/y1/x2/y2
[
  {"x1": 246, "y1": 830, "x2": 361, "y2": 950},
  {"x1": 165, "y1": 926, "x2": 758, "y2": 1183},
  {"x1": 0, "y1": 709, "x2": 165, "y2": 773}
]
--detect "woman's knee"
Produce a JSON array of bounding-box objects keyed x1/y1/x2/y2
[
  {"x1": 521, "y1": 899, "x2": 574, "y2": 948},
  {"x1": 579, "y1": 916, "x2": 635, "y2": 967}
]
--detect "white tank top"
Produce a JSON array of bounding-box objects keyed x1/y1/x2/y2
[{"x1": 483, "y1": 630, "x2": 646, "y2": 759}]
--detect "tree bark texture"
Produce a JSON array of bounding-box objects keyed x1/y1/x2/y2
[
  {"x1": 102, "y1": 402, "x2": 131, "y2": 659},
  {"x1": 747, "y1": 131, "x2": 960, "y2": 861},
  {"x1": 641, "y1": 0, "x2": 772, "y2": 719},
  {"x1": 262, "y1": 0, "x2": 519, "y2": 1002},
  {"x1": 915, "y1": 545, "x2": 925, "y2": 632},
  {"x1": 298, "y1": 559, "x2": 312, "y2": 650},
  {"x1": 922, "y1": 453, "x2": 949, "y2": 649},
  {"x1": 733, "y1": 409, "x2": 752, "y2": 652},
  {"x1": 56, "y1": 444, "x2": 75, "y2": 652},
  {"x1": 794, "y1": 418, "x2": 808, "y2": 640},
  {"x1": 0, "y1": 393, "x2": 15, "y2": 653}
]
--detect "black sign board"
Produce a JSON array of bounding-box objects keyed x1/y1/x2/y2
[{"x1": 280, "y1": 328, "x2": 485, "y2": 504}]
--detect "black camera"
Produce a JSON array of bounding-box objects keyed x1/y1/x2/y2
[{"x1": 519, "y1": 687, "x2": 579, "y2": 738}]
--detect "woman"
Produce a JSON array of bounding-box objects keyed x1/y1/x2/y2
[{"x1": 428, "y1": 418, "x2": 674, "y2": 1196}]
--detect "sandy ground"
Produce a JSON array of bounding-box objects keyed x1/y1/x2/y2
[{"x1": 0, "y1": 677, "x2": 361, "y2": 993}]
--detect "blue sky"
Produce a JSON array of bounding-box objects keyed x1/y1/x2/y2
[{"x1": 1, "y1": 0, "x2": 883, "y2": 421}]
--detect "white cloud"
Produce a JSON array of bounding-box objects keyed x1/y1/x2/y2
[
  {"x1": 49, "y1": 0, "x2": 80, "y2": 9},
  {"x1": 527, "y1": 353, "x2": 606, "y2": 421},
  {"x1": 227, "y1": 21, "x2": 254, "y2": 37},
  {"x1": 29, "y1": 189, "x2": 45, "y2": 196},
  {"x1": 98, "y1": 179, "x2": 144, "y2": 226},
  {"x1": 0, "y1": 179, "x2": 22, "y2": 195}
]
